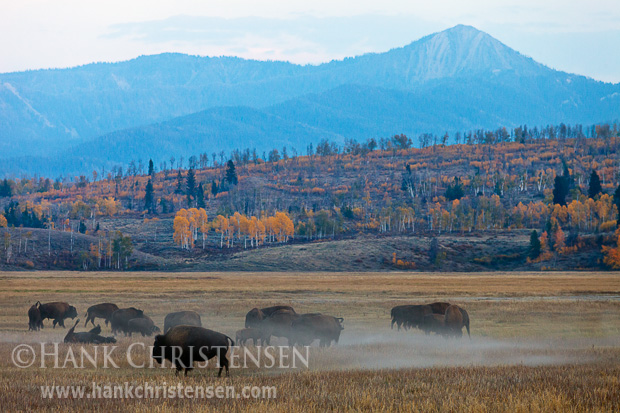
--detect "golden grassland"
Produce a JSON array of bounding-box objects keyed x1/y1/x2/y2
[{"x1": 0, "y1": 271, "x2": 619, "y2": 411}]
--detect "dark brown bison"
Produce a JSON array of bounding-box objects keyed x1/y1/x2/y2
[
  {"x1": 164, "y1": 311, "x2": 202, "y2": 333},
  {"x1": 260, "y1": 309, "x2": 305, "y2": 345},
  {"x1": 39, "y1": 302, "x2": 78, "y2": 328},
  {"x1": 420, "y1": 313, "x2": 445, "y2": 335},
  {"x1": 391, "y1": 305, "x2": 432, "y2": 331},
  {"x1": 290, "y1": 314, "x2": 344, "y2": 347},
  {"x1": 127, "y1": 316, "x2": 161, "y2": 337},
  {"x1": 84, "y1": 303, "x2": 119, "y2": 327},
  {"x1": 152, "y1": 325, "x2": 234, "y2": 377},
  {"x1": 28, "y1": 302, "x2": 43, "y2": 331},
  {"x1": 110, "y1": 307, "x2": 145, "y2": 335},
  {"x1": 444, "y1": 305, "x2": 471, "y2": 339},
  {"x1": 235, "y1": 328, "x2": 270, "y2": 346},
  {"x1": 428, "y1": 302, "x2": 452, "y2": 315},
  {"x1": 64, "y1": 320, "x2": 116, "y2": 344},
  {"x1": 245, "y1": 305, "x2": 296, "y2": 328}
]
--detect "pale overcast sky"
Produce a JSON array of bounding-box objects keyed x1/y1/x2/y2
[{"x1": 1, "y1": 0, "x2": 619, "y2": 82}]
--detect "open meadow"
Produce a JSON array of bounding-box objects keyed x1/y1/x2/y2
[{"x1": 1, "y1": 271, "x2": 619, "y2": 411}]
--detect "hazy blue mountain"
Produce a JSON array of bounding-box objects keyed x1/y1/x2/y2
[{"x1": 1, "y1": 24, "x2": 619, "y2": 176}]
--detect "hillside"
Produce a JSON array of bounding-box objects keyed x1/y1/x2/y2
[
  {"x1": 1, "y1": 132, "x2": 619, "y2": 272},
  {"x1": 1, "y1": 25, "x2": 619, "y2": 176}
]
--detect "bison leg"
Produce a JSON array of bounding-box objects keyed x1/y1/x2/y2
[
  {"x1": 59, "y1": 319, "x2": 66, "y2": 328},
  {"x1": 52, "y1": 319, "x2": 57, "y2": 328},
  {"x1": 218, "y1": 354, "x2": 230, "y2": 377}
]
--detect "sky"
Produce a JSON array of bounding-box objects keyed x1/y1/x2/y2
[{"x1": 1, "y1": 0, "x2": 619, "y2": 83}]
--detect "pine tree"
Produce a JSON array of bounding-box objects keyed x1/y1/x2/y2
[
  {"x1": 225, "y1": 160, "x2": 238, "y2": 186},
  {"x1": 588, "y1": 170, "x2": 602, "y2": 199},
  {"x1": 197, "y1": 183, "x2": 206, "y2": 208},
  {"x1": 148, "y1": 159, "x2": 154, "y2": 176},
  {"x1": 614, "y1": 184, "x2": 620, "y2": 225},
  {"x1": 144, "y1": 179, "x2": 155, "y2": 213},
  {"x1": 553, "y1": 175, "x2": 569, "y2": 206},
  {"x1": 211, "y1": 180, "x2": 218, "y2": 197},
  {"x1": 175, "y1": 171, "x2": 184, "y2": 194},
  {"x1": 528, "y1": 230, "x2": 541, "y2": 259},
  {"x1": 186, "y1": 168, "x2": 196, "y2": 207}
]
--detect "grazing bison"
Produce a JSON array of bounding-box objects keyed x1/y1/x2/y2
[
  {"x1": 235, "y1": 328, "x2": 270, "y2": 346},
  {"x1": 391, "y1": 305, "x2": 432, "y2": 331},
  {"x1": 64, "y1": 320, "x2": 116, "y2": 344},
  {"x1": 39, "y1": 302, "x2": 78, "y2": 328},
  {"x1": 110, "y1": 307, "x2": 145, "y2": 335},
  {"x1": 127, "y1": 316, "x2": 161, "y2": 337},
  {"x1": 420, "y1": 314, "x2": 445, "y2": 335},
  {"x1": 84, "y1": 303, "x2": 119, "y2": 327},
  {"x1": 245, "y1": 305, "x2": 296, "y2": 328},
  {"x1": 428, "y1": 302, "x2": 452, "y2": 315},
  {"x1": 290, "y1": 314, "x2": 344, "y2": 347},
  {"x1": 164, "y1": 311, "x2": 202, "y2": 333},
  {"x1": 152, "y1": 325, "x2": 234, "y2": 377},
  {"x1": 28, "y1": 302, "x2": 43, "y2": 331},
  {"x1": 444, "y1": 305, "x2": 471, "y2": 339}
]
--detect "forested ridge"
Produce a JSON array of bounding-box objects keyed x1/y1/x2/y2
[{"x1": 1, "y1": 123, "x2": 620, "y2": 271}]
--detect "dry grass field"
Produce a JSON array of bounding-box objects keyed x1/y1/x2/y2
[{"x1": 0, "y1": 271, "x2": 619, "y2": 411}]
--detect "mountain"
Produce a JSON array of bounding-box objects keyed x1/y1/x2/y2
[{"x1": 1, "y1": 25, "x2": 619, "y2": 176}]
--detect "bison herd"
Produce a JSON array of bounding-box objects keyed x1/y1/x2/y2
[{"x1": 25, "y1": 299, "x2": 470, "y2": 376}]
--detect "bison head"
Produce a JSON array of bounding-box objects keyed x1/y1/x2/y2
[
  {"x1": 152, "y1": 335, "x2": 165, "y2": 365},
  {"x1": 67, "y1": 306, "x2": 78, "y2": 319},
  {"x1": 245, "y1": 308, "x2": 263, "y2": 328}
]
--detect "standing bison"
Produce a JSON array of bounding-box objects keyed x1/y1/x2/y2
[
  {"x1": 28, "y1": 302, "x2": 43, "y2": 331},
  {"x1": 164, "y1": 311, "x2": 202, "y2": 333},
  {"x1": 38, "y1": 302, "x2": 78, "y2": 328},
  {"x1": 420, "y1": 314, "x2": 445, "y2": 335},
  {"x1": 290, "y1": 314, "x2": 344, "y2": 347},
  {"x1": 235, "y1": 328, "x2": 270, "y2": 346},
  {"x1": 152, "y1": 325, "x2": 234, "y2": 377},
  {"x1": 245, "y1": 305, "x2": 296, "y2": 328},
  {"x1": 444, "y1": 305, "x2": 471, "y2": 339},
  {"x1": 390, "y1": 305, "x2": 432, "y2": 331},
  {"x1": 110, "y1": 307, "x2": 145, "y2": 335},
  {"x1": 84, "y1": 303, "x2": 119, "y2": 327}
]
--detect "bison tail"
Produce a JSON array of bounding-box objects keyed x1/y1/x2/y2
[
  {"x1": 226, "y1": 335, "x2": 235, "y2": 348},
  {"x1": 466, "y1": 321, "x2": 471, "y2": 340}
]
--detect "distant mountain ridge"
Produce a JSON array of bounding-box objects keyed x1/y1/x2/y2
[{"x1": 1, "y1": 24, "x2": 619, "y2": 177}]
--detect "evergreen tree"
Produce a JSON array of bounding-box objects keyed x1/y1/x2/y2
[
  {"x1": 588, "y1": 170, "x2": 602, "y2": 199},
  {"x1": 186, "y1": 168, "x2": 196, "y2": 207},
  {"x1": 552, "y1": 175, "x2": 569, "y2": 206},
  {"x1": 528, "y1": 230, "x2": 541, "y2": 259},
  {"x1": 211, "y1": 180, "x2": 218, "y2": 197},
  {"x1": 78, "y1": 221, "x2": 87, "y2": 234},
  {"x1": 175, "y1": 171, "x2": 184, "y2": 194},
  {"x1": 148, "y1": 159, "x2": 154, "y2": 176},
  {"x1": 225, "y1": 160, "x2": 238, "y2": 186},
  {"x1": 0, "y1": 179, "x2": 12, "y2": 197},
  {"x1": 144, "y1": 179, "x2": 155, "y2": 213},
  {"x1": 445, "y1": 177, "x2": 464, "y2": 201},
  {"x1": 614, "y1": 184, "x2": 620, "y2": 225},
  {"x1": 197, "y1": 183, "x2": 206, "y2": 208}
]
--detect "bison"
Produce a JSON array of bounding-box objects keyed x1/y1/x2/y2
[
  {"x1": 420, "y1": 313, "x2": 445, "y2": 335},
  {"x1": 110, "y1": 307, "x2": 145, "y2": 335},
  {"x1": 164, "y1": 311, "x2": 202, "y2": 333},
  {"x1": 290, "y1": 314, "x2": 344, "y2": 347},
  {"x1": 39, "y1": 302, "x2": 78, "y2": 328},
  {"x1": 235, "y1": 328, "x2": 270, "y2": 346},
  {"x1": 64, "y1": 319, "x2": 116, "y2": 344},
  {"x1": 391, "y1": 304, "x2": 432, "y2": 331},
  {"x1": 84, "y1": 303, "x2": 119, "y2": 327},
  {"x1": 428, "y1": 302, "x2": 452, "y2": 315},
  {"x1": 260, "y1": 309, "x2": 304, "y2": 345},
  {"x1": 127, "y1": 316, "x2": 161, "y2": 337},
  {"x1": 245, "y1": 305, "x2": 296, "y2": 328},
  {"x1": 28, "y1": 302, "x2": 43, "y2": 331},
  {"x1": 152, "y1": 325, "x2": 234, "y2": 377},
  {"x1": 444, "y1": 305, "x2": 471, "y2": 339}
]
